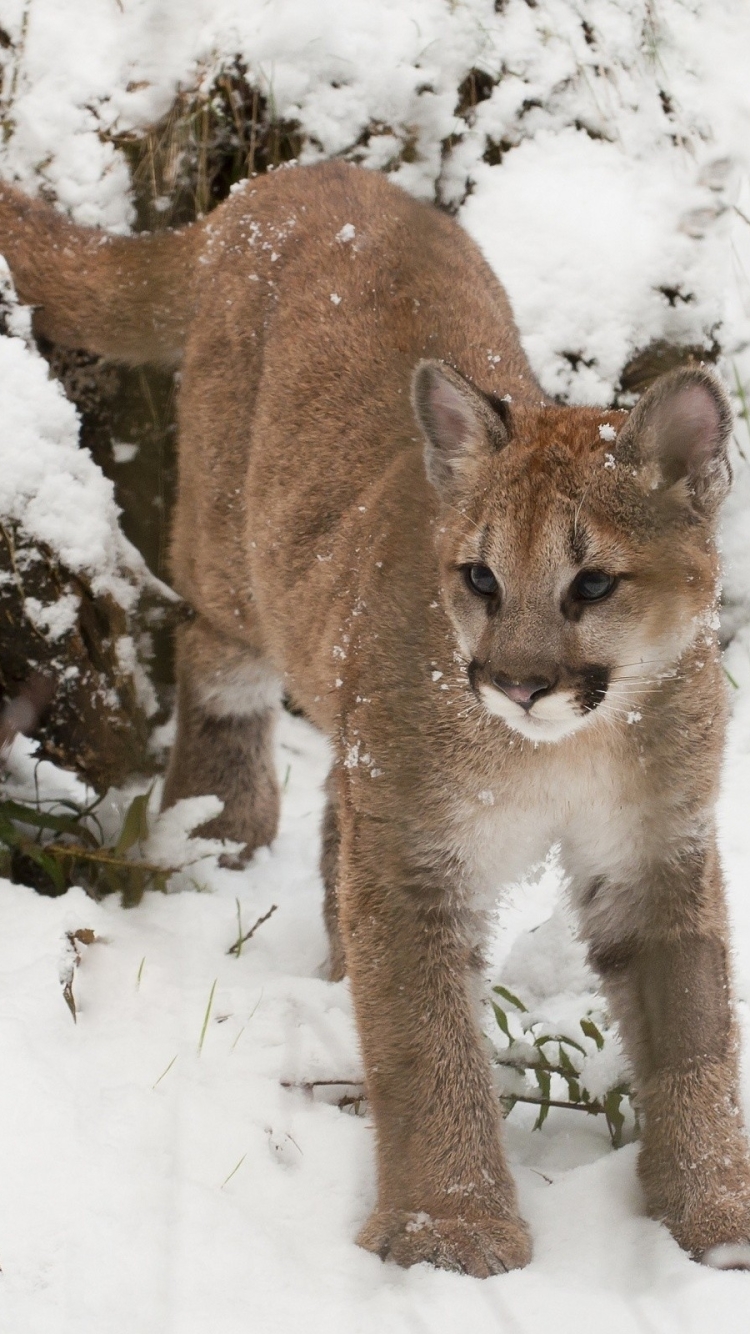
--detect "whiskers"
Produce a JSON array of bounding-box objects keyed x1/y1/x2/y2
[
  {"x1": 589, "y1": 695, "x2": 649, "y2": 727},
  {"x1": 587, "y1": 673, "x2": 682, "y2": 727},
  {"x1": 608, "y1": 656, "x2": 684, "y2": 686},
  {"x1": 608, "y1": 669, "x2": 681, "y2": 694},
  {"x1": 594, "y1": 699, "x2": 645, "y2": 721},
  {"x1": 609, "y1": 658, "x2": 666, "y2": 670},
  {"x1": 607, "y1": 683, "x2": 664, "y2": 696},
  {"x1": 584, "y1": 671, "x2": 672, "y2": 725}
]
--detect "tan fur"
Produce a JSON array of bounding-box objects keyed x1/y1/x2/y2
[
  {"x1": 3, "y1": 161, "x2": 749, "y2": 1275},
  {"x1": 320, "y1": 772, "x2": 346, "y2": 984},
  {"x1": 0, "y1": 184, "x2": 201, "y2": 365}
]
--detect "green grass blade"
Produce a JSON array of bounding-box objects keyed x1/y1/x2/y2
[{"x1": 198, "y1": 979, "x2": 217, "y2": 1055}]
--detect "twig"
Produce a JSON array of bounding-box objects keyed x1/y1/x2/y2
[
  {"x1": 280, "y1": 1077, "x2": 619, "y2": 1131},
  {"x1": 280, "y1": 1078, "x2": 602, "y2": 1115},
  {"x1": 499, "y1": 1092, "x2": 606, "y2": 1116},
  {"x1": 42, "y1": 841, "x2": 173, "y2": 876},
  {"x1": 495, "y1": 1056, "x2": 577, "y2": 1080},
  {"x1": 281, "y1": 1078, "x2": 363, "y2": 1090},
  {"x1": 337, "y1": 1093, "x2": 366, "y2": 1113},
  {"x1": 227, "y1": 903, "x2": 278, "y2": 955}
]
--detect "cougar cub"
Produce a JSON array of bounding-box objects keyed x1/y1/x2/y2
[{"x1": 1, "y1": 160, "x2": 748, "y2": 1275}]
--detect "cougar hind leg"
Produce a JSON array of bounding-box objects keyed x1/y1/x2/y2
[
  {"x1": 321, "y1": 770, "x2": 346, "y2": 981},
  {"x1": 162, "y1": 616, "x2": 282, "y2": 863}
]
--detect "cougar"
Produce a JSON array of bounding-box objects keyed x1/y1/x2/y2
[{"x1": 2, "y1": 160, "x2": 749, "y2": 1277}]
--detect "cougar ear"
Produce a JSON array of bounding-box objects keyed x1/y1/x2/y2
[
  {"x1": 411, "y1": 360, "x2": 511, "y2": 497},
  {"x1": 618, "y1": 367, "x2": 733, "y2": 510}
]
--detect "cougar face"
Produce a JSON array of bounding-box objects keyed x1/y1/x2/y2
[{"x1": 414, "y1": 363, "x2": 729, "y2": 744}]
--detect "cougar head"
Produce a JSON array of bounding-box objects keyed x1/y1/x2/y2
[{"x1": 412, "y1": 359, "x2": 732, "y2": 743}]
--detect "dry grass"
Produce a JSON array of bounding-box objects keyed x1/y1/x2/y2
[{"x1": 108, "y1": 60, "x2": 303, "y2": 230}]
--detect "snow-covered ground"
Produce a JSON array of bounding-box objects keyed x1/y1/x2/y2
[
  {"x1": 4, "y1": 708, "x2": 750, "y2": 1333},
  {"x1": 2, "y1": 0, "x2": 750, "y2": 1329}
]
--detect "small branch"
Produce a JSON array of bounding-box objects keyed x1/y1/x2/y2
[
  {"x1": 495, "y1": 1056, "x2": 574, "y2": 1079},
  {"x1": 280, "y1": 1078, "x2": 367, "y2": 1116},
  {"x1": 499, "y1": 1093, "x2": 605, "y2": 1116},
  {"x1": 282, "y1": 1080, "x2": 604, "y2": 1118},
  {"x1": 43, "y1": 841, "x2": 174, "y2": 877},
  {"x1": 280, "y1": 1078, "x2": 612, "y2": 1125},
  {"x1": 227, "y1": 903, "x2": 277, "y2": 955},
  {"x1": 281, "y1": 1078, "x2": 363, "y2": 1090},
  {"x1": 337, "y1": 1093, "x2": 366, "y2": 1113}
]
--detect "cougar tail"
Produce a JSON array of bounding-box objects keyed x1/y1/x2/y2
[{"x1": 0, "y1": 183, "x2": 203, "y2": 367}]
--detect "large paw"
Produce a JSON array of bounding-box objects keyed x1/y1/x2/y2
[
  {"x1": 639, "y1": 1130, "x2": 750, "y2": 1268},
  {"x1": 700, "y1": 1241, "x2": 750, "y2": 1270},
  {"x1": 357, "y1": 1209, "x2": 532, "y2": 1277},
  {"x1": 660, "y1": 1197, "x2": 750, "y2": 1267}
]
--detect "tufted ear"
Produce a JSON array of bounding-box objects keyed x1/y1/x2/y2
[
  {"x1": 411, "y1": 360, "x2": 511, "y2": 498},
  {"x1": 617, "y1": 367, "x2": 733, "y2": 511}
]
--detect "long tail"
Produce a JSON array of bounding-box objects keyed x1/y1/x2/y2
[{"x1": 0, "y1": 184, "x2": 202, "y2": 367}]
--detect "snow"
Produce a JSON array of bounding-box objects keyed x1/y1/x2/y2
[
  {"x1": 0, "y1": 0, "x2": 750, "y2": 1328},
  {"x1": 22, "y1": 591, "x2": 79, "y2": 640},
  {"x1": 115, "y1": 635, "x2": 159, "y2": 718},
  {"x1": 0, "y1": 296, "x2": 148, "y2": 610},
  {"x1": 462, "y1": 131, "x2": 711, "y2": 404},
  {"x1": 2, "y1": 712, "x2": 750, "y2": 1332},
  {"x1": 112, "y1": 441, "x2": 139, "y2": 465}
]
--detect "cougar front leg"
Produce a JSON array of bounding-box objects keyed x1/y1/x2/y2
[
  {"x1": 162, "y1": 617, "x2": 282, "y2": 860},
  {"x1": 339, "y1": 806, "x2": 531, "y2": 1277},
  {"x1": 575, "y1": 838, "x2": 750, "y2": 1263}
]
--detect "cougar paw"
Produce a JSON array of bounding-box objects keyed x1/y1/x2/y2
[
  {"x1": 357, "y1": 1209, "x2": 532, "y2": 1277},
  {"x1": 700, "y1": 1241, "x2": 750, "y2": 1271},
  {"x1": 661, "y1": 1196, "x2": 750, "y2": 1267},
  {"x1": 653, "y1": 1184, "x2": 750, "y2": 1264}
]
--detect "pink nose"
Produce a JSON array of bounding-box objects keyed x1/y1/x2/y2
[{"x1": 493, "y1": 676, "x2": 556, "y2": 711}]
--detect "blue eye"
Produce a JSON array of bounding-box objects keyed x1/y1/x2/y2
[
  {"x1": 464, "y1": 563, "x2": 499, "y2": 597},
  {"x1": 572, "y1": 570, "x2": 616, "y2": 602}
]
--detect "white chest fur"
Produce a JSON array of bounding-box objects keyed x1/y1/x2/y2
[{"x1": 447, "y1": 729, "x2": 646, "y2": 908}]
